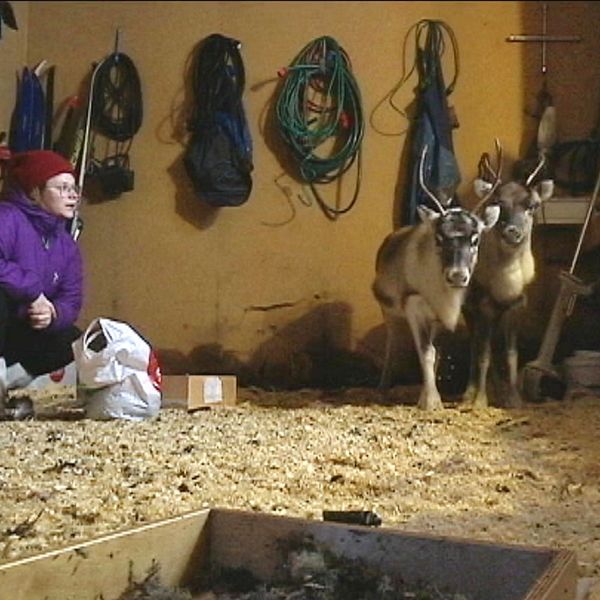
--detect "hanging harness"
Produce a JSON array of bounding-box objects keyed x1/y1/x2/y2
[
  {"x1": 87, "y1": 52, "x2": 143, "y2": 199},
  {"x1": 184, "y1": 34, "x2": 253, "y2": 207},
  {"x1": 551, "y1": 136, "x2": 600, "y2": 196}
]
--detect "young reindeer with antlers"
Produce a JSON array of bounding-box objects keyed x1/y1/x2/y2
[
  {"x1": 463, "y1": 141, "x2": 554, "y2": 408},
  {"x1": 372, "y1": 147, "x2": 500, "y2": 410}
]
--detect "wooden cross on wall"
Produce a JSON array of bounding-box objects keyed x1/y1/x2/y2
[{"x1": 507, "y1": 2, "x2": 581, "y2": 74}]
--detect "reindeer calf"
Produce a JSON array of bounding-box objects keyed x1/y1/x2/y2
[
  {"x1": 372, "y1": 163, "x2": 499, "y2": 410},
  {"x1": 463, "y1": 155, "x2": 554, "y2": 408}
]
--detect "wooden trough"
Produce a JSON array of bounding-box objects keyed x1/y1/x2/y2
[{"x1": 0, "y1": 508, "x2": 577, "y2": 600}]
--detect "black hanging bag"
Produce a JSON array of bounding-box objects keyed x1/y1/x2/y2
[{"x1": 184, "y1": 34, "x2": 253, "y2": 207}]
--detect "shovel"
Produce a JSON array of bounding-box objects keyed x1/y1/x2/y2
[{"x1": 521, "y1": 166, "x2": 600, "y2": 402}]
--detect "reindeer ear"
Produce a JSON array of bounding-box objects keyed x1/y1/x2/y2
[
  {"x1": 474, "y1": 178, "x2": 493, "y2": 199},
  {"x1": 481, "y1": 205, "x2": 500, "y2": 230},
  {"x1": 535, "y1": 179, "x2": 554, "y2": 202},
  {"x1": 417, "y1": 204, "x2": 440, "y2": 223}
]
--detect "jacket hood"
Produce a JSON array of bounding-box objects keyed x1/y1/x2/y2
[{"x1": 4, "y1": 187, "x2": 64, "y2": 237}]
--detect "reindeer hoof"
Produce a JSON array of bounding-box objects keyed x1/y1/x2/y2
[
  {"x1": 465, "y1": 396, "x2": 489, "y2": 409},
  {"x1": 462, "y1": 386, "x2": 489, "y2": 409},
  {"x1": 503, "y1": 388, "x2": 523, "y2": 408},
  {"x1": 417, "y1": 393, "x2": 444, "y2": 411},
  {"x1": 492, "y1": 380, "x2": 523, "y2": 408}
]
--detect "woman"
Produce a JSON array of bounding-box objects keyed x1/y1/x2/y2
[{"x1": 0, "y1": 150, "x2": 83, "y2": 414}]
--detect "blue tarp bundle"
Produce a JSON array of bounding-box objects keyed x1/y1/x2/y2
[{"x1": 10, "y1": 67, "x2": 46, "y2": 152}]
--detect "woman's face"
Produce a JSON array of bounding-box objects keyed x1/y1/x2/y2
[{"x1": 38, "y1": 173, "x2": 80, "y2": 219}]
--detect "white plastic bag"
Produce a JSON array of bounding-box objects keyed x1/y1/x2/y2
[{"x1": 72, "y1": 318, "x2": 162, "y2": 421}]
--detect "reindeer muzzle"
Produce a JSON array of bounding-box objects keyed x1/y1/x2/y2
[
  {"x1": 445, "y1": 267, "x2": 471, "y2": 287},
  {"x1": 501, "y1": 224, "x2": 525, "y2": 246}
]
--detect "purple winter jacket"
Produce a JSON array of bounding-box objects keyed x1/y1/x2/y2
[{"x1": 0, "y1": 188, "x2": 83, "y2": 331}]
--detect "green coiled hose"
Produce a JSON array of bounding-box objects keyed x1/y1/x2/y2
[{"x1": 275, "y1": 36, "x2": 364, "y2": 218}]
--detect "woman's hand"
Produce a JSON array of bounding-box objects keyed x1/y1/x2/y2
[{"x1": 28, "y1": 293, "x2": 56, "y2": 330}]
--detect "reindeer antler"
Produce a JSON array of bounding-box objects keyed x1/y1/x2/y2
[
  {"x1": 525, "y1": 154, "x2": 546, "y2": 187},
  {"x1": 478, "y1": 153, "x2": 492, "y2": 181},
  {"x1": 419, "y1": 145, "x2": 447, "y2": 214},
  {"x1": 474, "y1": 138, "x2": 503, "y2": 212},
  {"x1": 479, "y1": 153, "x2": 498, "y2": 183}
]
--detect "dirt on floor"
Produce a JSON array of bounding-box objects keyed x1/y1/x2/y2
[{"x1": 0, "y1": 384, "x2": 599, "y2": 599}]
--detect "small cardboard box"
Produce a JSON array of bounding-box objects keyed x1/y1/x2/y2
[
  {"x1": 0, "y1": 508, "x2": 578, "y2": 600},
  {"x1": 161, "y1": 375, "x2": 237, "y2": 410}
]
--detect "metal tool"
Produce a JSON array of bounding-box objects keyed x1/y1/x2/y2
[
  {"x1": 69, "y1": 56, "x2": 107, "y2": 241},
  {"x1": 322, "y1": 510, "x2": 382, "y2": 527},
  {"x1": 506, "y1": 3, "x2": 580, "y2": 75},
  {"x1": 521, "y1": 167, "x2": 600, "y2": 402}
]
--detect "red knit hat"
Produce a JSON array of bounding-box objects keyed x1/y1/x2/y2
[{"x1": 9, "y1": 150, "x2": 75, "y2": 194}]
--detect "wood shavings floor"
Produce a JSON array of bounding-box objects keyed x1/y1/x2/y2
[{"x1": 1, "y1": 385, "x2": 599, "y2": 598}]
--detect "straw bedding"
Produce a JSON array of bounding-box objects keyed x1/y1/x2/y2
[{"x1": 0, "y1": 385, "x2": 599, "y2": 598}]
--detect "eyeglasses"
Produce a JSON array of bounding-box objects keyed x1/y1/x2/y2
[{"x1": 46, "y1": 184, "x2": 81, "y2": 197}]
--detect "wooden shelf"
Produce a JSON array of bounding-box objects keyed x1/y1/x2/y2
[{"x1": 536, "y1": 196, "x2": 593, "y2": 225}]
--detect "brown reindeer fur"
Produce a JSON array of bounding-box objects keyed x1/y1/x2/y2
[
  {"x1": 373, "y1": 205, "x2": 499, "y2": 410},
  {"x1": 463, "y1": 179, "x2": 554, "y2": 408}
]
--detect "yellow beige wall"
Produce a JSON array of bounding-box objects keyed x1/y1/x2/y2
[
  {"x1": 0, "y1": 2, "x2": 28, "y2": 145},
  {"x1": 5, "y1": 1, "x2": 600, "y2": 383}
]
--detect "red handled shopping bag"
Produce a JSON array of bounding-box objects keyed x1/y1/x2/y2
[{"x1": 72, "y1": 318, "x2": 162, "y2": 420}]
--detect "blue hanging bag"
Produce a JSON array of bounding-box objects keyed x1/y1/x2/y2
[{"x1": 184, "y1": 34, "x2": 253, "y2": 207}]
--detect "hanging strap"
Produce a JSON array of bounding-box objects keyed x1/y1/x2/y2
[
  {"x1": 91, "y1": 52, "x2": 143, "y2": 142},
  {"x1": 369, "y1": 19, "x2": 460, "y2": 137},
  {"x1": 414, "y1": 20, "x2": 460, "y2": 96},
  {"x1": 189, "y1": 34, "x2": 246, "y2": 130}
]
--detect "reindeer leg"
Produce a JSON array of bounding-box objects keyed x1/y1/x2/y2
[
  {"x1": 379, "y1": 312, "x2": 404, "y2": 388},
  {"x1": 497, "y1": 307, "x2": 523, "y2": 408},
  {"x1": 463, "y1": 313, "x2": 492, "y2": 408},
  {"x1": 405, "y1": 297, "x2": 443, "y2": 411}
]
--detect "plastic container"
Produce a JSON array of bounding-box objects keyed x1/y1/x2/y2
[{"x1": 563, "y1": 350, "x2": 600, "y2": 388}]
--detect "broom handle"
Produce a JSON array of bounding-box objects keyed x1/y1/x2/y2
[
  {"x1": 569, "y1": 165, "x2": 600, "y2": 274},
  {"x1": 77, "y1": 59, "x2": 106, "y2": 191},
  {"x1": 70, "y1": 58, "x2": 107, "y2": 240}
]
